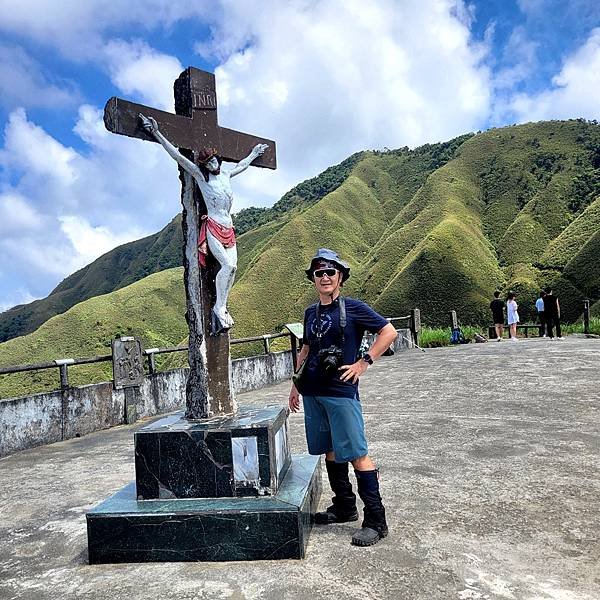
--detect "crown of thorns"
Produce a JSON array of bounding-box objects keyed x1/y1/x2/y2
[{"x1": 197, "y1": 147, "x2": 219, "y2": 164}]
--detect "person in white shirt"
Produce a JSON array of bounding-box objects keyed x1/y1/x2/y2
[{"x1": 506, "y1": 292, "x2": 520, "y2": 341}]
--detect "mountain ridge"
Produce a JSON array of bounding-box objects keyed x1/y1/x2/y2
[
  {"x1": 0, "y1": 152, "x2": 369, "y2": 343},
  {"x1": 1, "y1": 119, "x2": 599, "y2": 399}
]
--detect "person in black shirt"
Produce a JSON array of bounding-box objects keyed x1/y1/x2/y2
[
  {"x1": 490, "y1": 291, "x2": 505, "y2": 341},
  {"x1": 543, "y1": 286, "x2": 563, "y2": 339},
  {"x1": 289, "y1": 248, "x2": 397, "y2": 546}
]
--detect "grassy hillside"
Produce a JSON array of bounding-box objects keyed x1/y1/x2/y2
[
  {"x1": 233, "y1": 151, "x2": 366, "y2": 233},
  {"x1": 232, "y1": 120, "x2": 600, "y2": 326},
  {"x1": 2, "y1": 120, "x2": 600, "y2": 398},
  {"x1": 0, "y1": 269, "x2": 187, "y2": 398},
  {"x1": 0, "y1": 153, "x2": 366, "y2": 344},
  {"x1": 228, "y1": 137, "x2": 470, "y2": 337},
  {"x1": 0, "y1": 215, "x2": 184, "y2": 343}
]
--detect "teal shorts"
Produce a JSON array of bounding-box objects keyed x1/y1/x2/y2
[{"x1": 302, "y1": 395, "x2": 368, "y2": 463}]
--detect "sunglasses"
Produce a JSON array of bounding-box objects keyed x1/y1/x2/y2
[{"x1": 313, "y1": 268, "x2": 338, "y2": 278}]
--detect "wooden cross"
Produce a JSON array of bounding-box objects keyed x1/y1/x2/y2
[
  {"x1": 104, "y1": 67, "x2": 277, "y2": 420},
  {"x1": 104, "y1": 68, "x2": 276, "y2": 169}
]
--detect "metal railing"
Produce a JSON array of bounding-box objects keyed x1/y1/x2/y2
[
  {"x1": 143, "y1": 332, "x2": 293, "y2": 374},
  {"x1": 0, "y1": 332, "x2": 298, "y2": 393},
  {"x1": 0, "y1": 354, "x2": 113, "y2": 390},
  {"x1": 0, "y1": 311, "x2": 420, "y2": 395},
  {"x1": 388, "y1": 315, "x2": 411, "y2": 324}
]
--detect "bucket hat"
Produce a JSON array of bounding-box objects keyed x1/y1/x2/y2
[{"x1": 305, "y1": 248, "x2": 350, "y2": 282}]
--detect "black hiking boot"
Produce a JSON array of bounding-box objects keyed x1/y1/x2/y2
[
  {"x1": 315, "y1": 460, "x2": 359, "y2": 525},
  {"x1": 351, "y1": 469, "x2": 388, "y2": 546}
]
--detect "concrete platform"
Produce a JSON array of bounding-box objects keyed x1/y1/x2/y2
[{"x1": 1, "y1": 336, "x2": 599, "y2": 599}]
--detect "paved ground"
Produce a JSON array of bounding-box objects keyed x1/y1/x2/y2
[{"x1": 1, "y1": 336, "x2": 599, "y2": 600}]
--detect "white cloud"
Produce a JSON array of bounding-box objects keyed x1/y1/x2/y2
[
  {"x1": 102, "y1": 40, "x2": 183, "y2": 110},
  {"x1": 493, "y1": 26, "x2": 539, "y2": 90},
  {"x1": 0, "y1": 0, "x2": 494, "y2": 214},
  {"x1": 0, "y1": 0, "x2": 211, "y2": 59},
  {"x1": 0, "y1": 192, "x2": 43, "y2": 236},
  {"x1": 69, "y1": 105, "x2": 182, "y2": 222},
  {"x1": 509, "y1": 28, "x2": 600, "y2": 122},
  {"x1": 517, "y1": 0, "x2": 599, "y2": 24},
  {"x1": 0, "y1": 44, "x2": 78, "y2": 110},
  {"x1": 0, "y1": 289, "x2": 38, "y2": 313},
  {"x1": 1, "y1": 108, "x2": 78, "y2": 183},
  {"x1": 197, "y1": 0, "x2": 491, "y2": 206},
  {"x1": 516, "y1": 0, "x2": 547, "y2": 14},
  {"x1": 0, "y1": 237, "x2": 76, "y2": 277},
  {"x1": 59, "y1": 215, "x2": 144, "y2": 268},
  {"x1": 0, "y1": 107, "x2": 181, "y2": 305}
]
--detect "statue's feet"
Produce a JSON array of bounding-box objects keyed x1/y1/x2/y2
[{"x1": 211, "y1": 308, "x2": 234, "y2": 335}]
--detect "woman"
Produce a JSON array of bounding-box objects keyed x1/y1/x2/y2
[{"x1": 506, "y1": 292, "x2": 520, "y2": 341}]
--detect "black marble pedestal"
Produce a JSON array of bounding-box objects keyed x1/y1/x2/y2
[
  {"x1": 87, "y1": 454, "x2": 321, "y2": 563},
  {"x1": 134, "y1": 406, "x2": 292, "y2": 499}
]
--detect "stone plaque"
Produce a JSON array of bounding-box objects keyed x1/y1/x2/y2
[
  {"x1": 192, "y1": 90, "x2": 217, "y2": 109},
  {"x1": 112, "y1": 336, "x2": 144, "y2": 389}
]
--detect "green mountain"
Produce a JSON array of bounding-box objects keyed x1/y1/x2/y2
[
  {"x1": 0, "y1": 154, "x2": 366, "y2": 344},
  {"x1": 233, "y1": 151, "x2": 366, "y2": 233},
  {"x1": 2, "y1": 119, "x2": 600, "y2": 398},
  {"x1": 230, "y1": 120, "x2": 600, "y2": 331},
  {"x1": 0, "y1": 215, "x2": 184, "y2": 343},
  {"x1": 0, "y1": 269, "x2": 187, "y2": 398}
]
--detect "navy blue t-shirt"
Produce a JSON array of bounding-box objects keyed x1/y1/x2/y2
[{"x1": 301, "y1": 297, "x2": 389, "y2": 398}]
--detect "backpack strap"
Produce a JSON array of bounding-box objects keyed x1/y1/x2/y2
[
  {"x1": 339, "y1": 296, "x2": 346, "y2": 346},
  {"x1": 315, "y1": 296, "x2": 346, "y2": 348},
  {"x1": 339, "y1": 296, "x2": 346, "y2": 328}
]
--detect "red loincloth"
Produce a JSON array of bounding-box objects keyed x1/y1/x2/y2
[{"x1": 198, "y1": 215, "x2": 236, "y2": 267}]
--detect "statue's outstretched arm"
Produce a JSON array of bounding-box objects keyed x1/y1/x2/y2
[
  {"x1": 229, "y1": 143, "x2": 269, "y2": 178},
  {"x1": 139, "y1": 114, "x2": 201, "y2": 178}
]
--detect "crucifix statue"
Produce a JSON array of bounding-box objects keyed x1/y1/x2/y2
[
  {"x1": 104, "y1": 67, "x2": 276, "y2": 419},
  {"x1": 138, "y1": 114, "x2": 267, "y2": 334}
]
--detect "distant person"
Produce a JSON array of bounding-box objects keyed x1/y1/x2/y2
[
  {"x1": 506, "y1": 292, "x2": 520, "y2": 341},
  {"x1": 490, "y1": 291, "x2": 505, "y2": 341},
  {"x1": 543, "y1": 287, "x2": 564, "y2": 340},
  {"x1": 535, "y1": 290, "x2": 547, "y2": 337}
]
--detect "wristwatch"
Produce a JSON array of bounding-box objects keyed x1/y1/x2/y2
[{"x1": 362, "y1": 353, "x2": 373, "y2": 365}]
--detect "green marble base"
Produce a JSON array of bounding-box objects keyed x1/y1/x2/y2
[
  {"x1": 86, "y1": 454, "x2": 321, "y2": 563},
  {"x1": 134, "y1": 406, "x2": 291, "y2": 500}
]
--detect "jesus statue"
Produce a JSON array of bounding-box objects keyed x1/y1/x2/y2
[{"x1": 139, "y1": 113, "x2": 268, "y2": 334}]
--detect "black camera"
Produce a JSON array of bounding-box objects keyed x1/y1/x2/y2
[{"x1": 317, "y1": 345, "x2": 344, "y2": 375}]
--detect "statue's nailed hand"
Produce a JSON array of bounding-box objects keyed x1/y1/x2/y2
[
  {"x1": 139, "y1": 114, "x2": 158, "y2": 135},
  {"x1": 252, "y1": 143, "x2": 269, "y2": 156}
]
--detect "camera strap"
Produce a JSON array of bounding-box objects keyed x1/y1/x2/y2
[{"x1": 315, "y1": 296, "x2": 346, "y2": 352}]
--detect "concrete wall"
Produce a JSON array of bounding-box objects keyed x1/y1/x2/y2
[
  {"x1": 0, "y1": 329, "x2": 412, "y2": 458},
  {"x1": 364, "y1": 328, "x2": 414, "y2": 353},
  {"x1": 232, "y1": 351, "x2": 294, "y2": 394}
]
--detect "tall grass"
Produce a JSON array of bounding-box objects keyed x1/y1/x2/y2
[{"x1": 562, "y1": 317, "x2": 600, "y2": 336}]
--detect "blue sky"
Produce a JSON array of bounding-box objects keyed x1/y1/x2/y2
[{"x1": 0, "y1": 0, "x2": 599, "y2": 313}]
